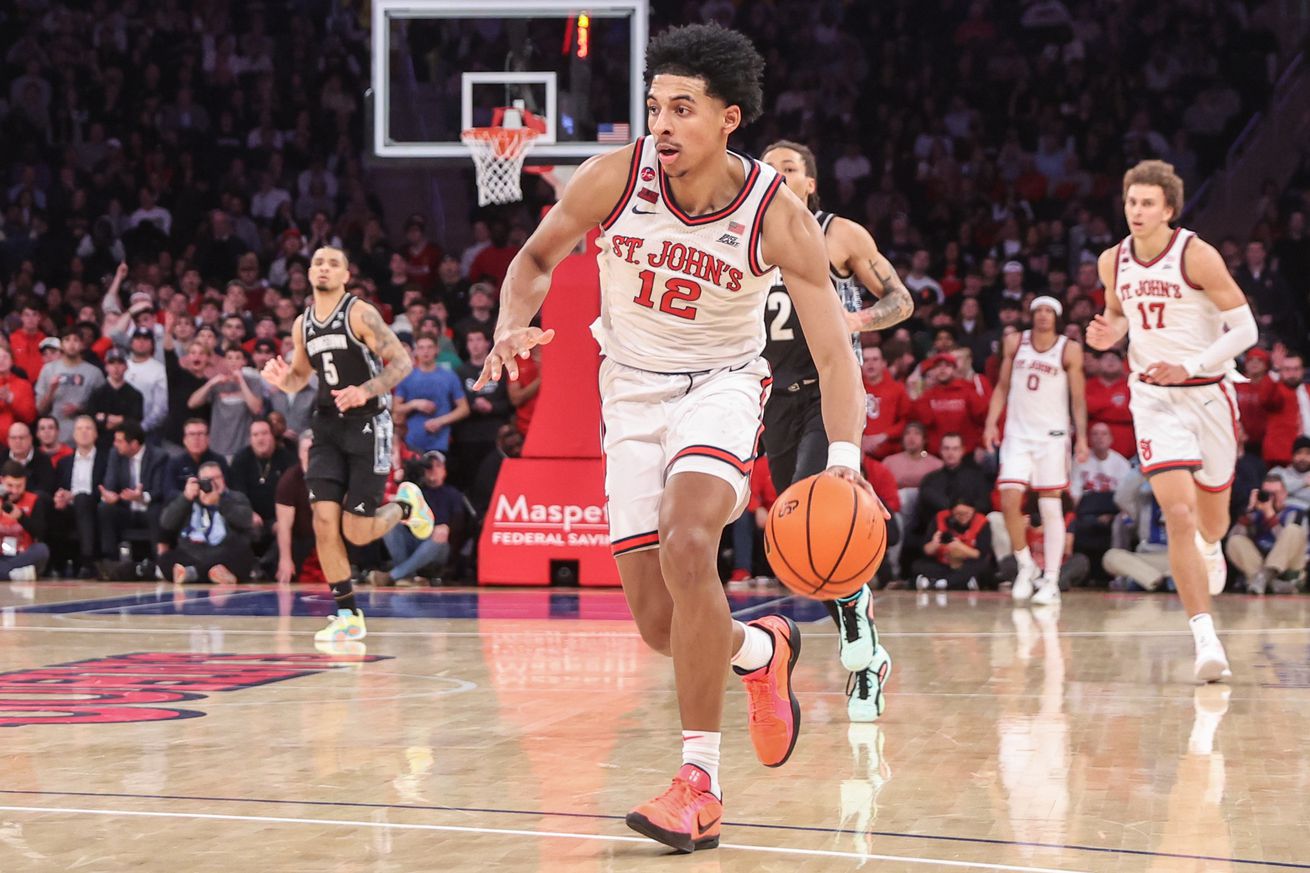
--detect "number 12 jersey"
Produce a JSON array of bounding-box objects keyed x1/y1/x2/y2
[{"x1": 592, "y1": 136, "x2": 784, "y2": 373}]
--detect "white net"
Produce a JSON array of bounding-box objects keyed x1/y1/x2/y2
[{"x1": 461, "y1": 127, "x2": 540, "y2": 206}]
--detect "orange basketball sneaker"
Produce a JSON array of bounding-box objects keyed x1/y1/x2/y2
[
  {"x1": 625, "y1": 763, "x2": 723, "y2": 853},
  {"x1": 739, "y1": 615, "x2": 802, "y2": 767}
]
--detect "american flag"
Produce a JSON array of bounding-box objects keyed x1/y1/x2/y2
[
  {"x1": 597, "y1": 122, "x2": 630, "y2": 143},
  {"x1": 728, "y1": 221, "x2": 745, "y2": 235}
]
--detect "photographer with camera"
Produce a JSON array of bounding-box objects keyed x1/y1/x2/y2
[
  {"x1": 1224, "y1": 474, "x2": 1307, "y2": 595},
  {"x1": 158, "y1": 461, "x2": 254, "y2": 585},
  {"x1": 0, "y1": 460, "x2": 51, "y2": 580},
  {"x1": 912, "y1": 495, "x2": 994, "y2": 590}
]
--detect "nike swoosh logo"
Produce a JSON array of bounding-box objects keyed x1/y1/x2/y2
[
  {"x1": 631, "y1": 206, "x2": 657, "y2": 215},
  {"x1": 1203, "y1": 399, "x2": 1215, "y2": 406},
  {"x1": 698, "y1": 815, "x2": 721, "y2": 834}
]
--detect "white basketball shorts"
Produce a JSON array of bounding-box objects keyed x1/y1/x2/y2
[
  {"x1": 997, "y1": 432, "x2": 1071, "y2": 492},
  {"x1": 1128, "y1": 377, "x2": 1238, "y2": 491},
  {"x1": 599, "y1": 356, "x2": 773, "y2": 557}
]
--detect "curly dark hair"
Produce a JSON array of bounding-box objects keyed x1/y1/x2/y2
[{"x1": 645, "y1": 23, "x2": 765, "y2": 126}]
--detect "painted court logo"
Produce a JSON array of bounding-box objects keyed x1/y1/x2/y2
[{"x1": 0, "y1": 652, "x2": 390, "y2": 727}]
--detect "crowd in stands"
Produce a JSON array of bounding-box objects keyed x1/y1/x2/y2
[{"x1": 2, "y1": 1, "x2": 1308, "y2": 593}]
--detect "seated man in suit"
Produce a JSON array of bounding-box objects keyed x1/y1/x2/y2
[
  {"x1": 1, "y1": 421, "x2": 56, "y2": 498},
  {"x1": 52, "y1": 415, "x2": 108, "y2": 577},
  {"x1": 162, "y1": 418, "x2": 228, "y2": 502},
  {"x1": 97, "y1": 419, "x2": 167, "y2": 566}
]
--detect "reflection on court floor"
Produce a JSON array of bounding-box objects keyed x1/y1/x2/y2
[{"x1": 1, "y1": 584, "x2": 1308, "y2": 871}]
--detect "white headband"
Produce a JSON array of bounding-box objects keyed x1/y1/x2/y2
[{"x1": 1029, "y1": 295, "x2": 1063, "y2": 317}]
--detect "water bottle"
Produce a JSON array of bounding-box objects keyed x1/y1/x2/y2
[{"x1": 118, "y1": 542, "x2": 131, "y2": 563}]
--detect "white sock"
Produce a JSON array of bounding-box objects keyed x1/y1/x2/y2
[
  {"x1": 1038, "y1": 497, "x2": 1065, "y2": 581},
  {"x1": 682, "y1": 731, "x2": 722, "y2": 797},
  {"x1": 1015, "y1": 546, "x2": 1035, "y2": 569},
  {"x1": 1189, "y1": 613, "x2": 1218, "y2": 648},
  {"x1": 730, "y1": 620, "x2": 773, "y2": 673}
]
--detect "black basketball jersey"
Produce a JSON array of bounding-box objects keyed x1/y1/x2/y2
[
  {"x1": 302, "y1": 292, "x2": 386, "y2": 417},
  {"x1": 762, "y1": 210, "x2": 864, "y2": 388}
]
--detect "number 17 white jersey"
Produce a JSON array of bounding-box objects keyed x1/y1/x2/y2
[{"x1": 1113, "y1": 226, "x2": 1225, "y2": 381}]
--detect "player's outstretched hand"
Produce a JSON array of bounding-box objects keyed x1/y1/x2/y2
[
  {"x1": 824, "y1": 465, "x2": 891, "y2": 520},
  {"x1": 261, "y1": 355, "x2": 290, "y2": 391},
  {"x1": 474, "y1": 327, "x2": 556, "y2": 390},
  {"x1": 1142, "y1": 361, "x2": 1189, "y2": 385},
  {"x1": 331, "y1": 385, "x2": 371, "y2": 411}
]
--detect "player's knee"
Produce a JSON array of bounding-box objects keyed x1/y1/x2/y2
[
  {"x1": 658, "y1": 524, "x2": 717, "y2": 587},
  {"x1": 1161, "y1": 500, "x2": 1197, "y2": 533},
  {"x1": 636, "y1": 621, "x2": 672, "y2": 656},
  {"x1": 312, "y1": 508, "x2": 340, "y2": 539}
]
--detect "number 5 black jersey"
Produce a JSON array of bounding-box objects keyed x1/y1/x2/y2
[{"x1": 302, "y1": 293, "x2": 387, "y2": 417}]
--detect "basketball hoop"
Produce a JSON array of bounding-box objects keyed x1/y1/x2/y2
[{"x1": 461, "y1": 126, "x2": 540, "y2": 206}]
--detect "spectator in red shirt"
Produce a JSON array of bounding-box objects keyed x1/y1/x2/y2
[
  {"x1": 36, "y1": 415, "x2": 72, "y2": 467},
  {"x1": 729, "y1": 458, "x2": 778, "y2": 583},
  {"x1": 0, "y1": 347, "x2": 36, "y2": 438},
  {"x1": 1234, "y1": 348, "x2": 1270, "y2": 450},
  {"x1": 1084, "y1": 347, "x2": 1136, "y2": 460},
  {"x1": 508, "y1": 345, "x2": 542, "y2": 436},
  {"x1": 403, "y1": 214, "x2": 443, "y2": 293},
  {"x1": 861, "y1": 346, "x2": 911, "y2": 459},
  {"x1": 913, "y1": 353, "x2": 988, "y2": 453},
  {"x1": 468, "y1": 219, "x2": 521, "y2": 288},
  {"x1": 1259, "y1": 351, "x2": 1306, "y2": 467},
  {"x1": 11, "y1": 304, "x2": 47, "y2": 384}
]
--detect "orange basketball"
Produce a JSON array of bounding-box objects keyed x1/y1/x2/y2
[{"x1": 763, "y1": 473, "x2": 887, "y2": 600}]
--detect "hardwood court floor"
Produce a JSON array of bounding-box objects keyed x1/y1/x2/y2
[{"x1": 0, "y1": 582, "x2": 1307, "y2": 872}]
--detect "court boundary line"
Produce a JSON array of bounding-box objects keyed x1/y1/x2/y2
[
  {"x1": 0, "y1": 788, "x2": 1304, "y2": 869},
  {"x1": 0, "y1": 803, "x2": 1087, "y2": 873},
  {"x1": 5, "y1": 623, "x2": 1310, "y2": 640}
]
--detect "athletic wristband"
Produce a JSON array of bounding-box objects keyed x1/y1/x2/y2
[{"x1": 827, "y1": 441, "x2": 861, "y2": 471}]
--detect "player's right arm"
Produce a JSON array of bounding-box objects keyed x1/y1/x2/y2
[
  {"x1": 261, "y1": 315, "x2": 313, "y2": 394},
  {"x1": 473, "y1": 146, "x2": 635, "y2": 389},
  {"x1": 1087, "y1": 246, "x2": 1129, "y2": 351},
  {"x1": 983, "y1": 331, "x2": 1020, "y2": 451}
]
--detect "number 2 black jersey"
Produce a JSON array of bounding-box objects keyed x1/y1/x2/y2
[
  {"x1": 761, "y1": 210, "x2": 864, "y2": 388},
  {"x1": 302, "y1": 293, "x2": 387, "y2": 417}
]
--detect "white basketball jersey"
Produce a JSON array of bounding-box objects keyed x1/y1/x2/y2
[
  {"x1": 1113, "y1": 227, "x2": 1225, "y2": 380},
  {"x1": 592, "y1": 136, "x2": 784, "y2": 372},
  {"x1": 1006, "y1": 331, "x2": 1070, "y2": 440}
]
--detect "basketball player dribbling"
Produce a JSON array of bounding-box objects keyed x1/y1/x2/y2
[
  {"x1": 261, "y1": 247, "x2": 435, "y2": 645},
  {"x1": 760, "y1": 140, "x2": 913, "y2": 722},
  {"x1": 984, "y1": 296, "x2": 1089, "y2": 606},
  {"x1": 473, "y1": 23, "x2": 885, "y2": 854},
  {"x1": 1087, "y1": 160, "x2": 1256, "y2": 682}
]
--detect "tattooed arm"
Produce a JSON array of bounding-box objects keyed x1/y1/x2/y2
[
  {"x1": 332, "y1": 301, "x2": 414, "y2": 412},
  {"x1": 355, "y1": 302, "x2": 414, "y2": 397},
  {"x1": 830, "y1": 217, "x2": 915, "y2": 333}
]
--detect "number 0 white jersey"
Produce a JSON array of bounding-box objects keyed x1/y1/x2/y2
[
  {"x1": 1113, "y1": 227, "x2": 1226, "y2": 381},
  {"x1": 1006, "y1": 331, "x2": 1070, "y2": 440},
  {"x1": 591, "y1": 136, "x2": 784, "y2": 373}
]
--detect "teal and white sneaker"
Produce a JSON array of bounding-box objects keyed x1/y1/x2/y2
[
  {"x1": 395, "y1": 482, "x2": 435, "y2": 540},
  {"x1": 836, "y1": 586, "x2": 876, "y2": 672},
  {"x1": 315, "y1": 609, "x2": 367, "y2": 643},
  {"x1": 847, "y1": 644, "x2": 892, "y2": 722}
]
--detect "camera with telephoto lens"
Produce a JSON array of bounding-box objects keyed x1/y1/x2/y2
[
  {"x1": 198, "y1": 478, "x2": 214, "y2": 494},
  {"x1": 1257, "y1": 488, "x2": 1272, "y2": 503}
]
